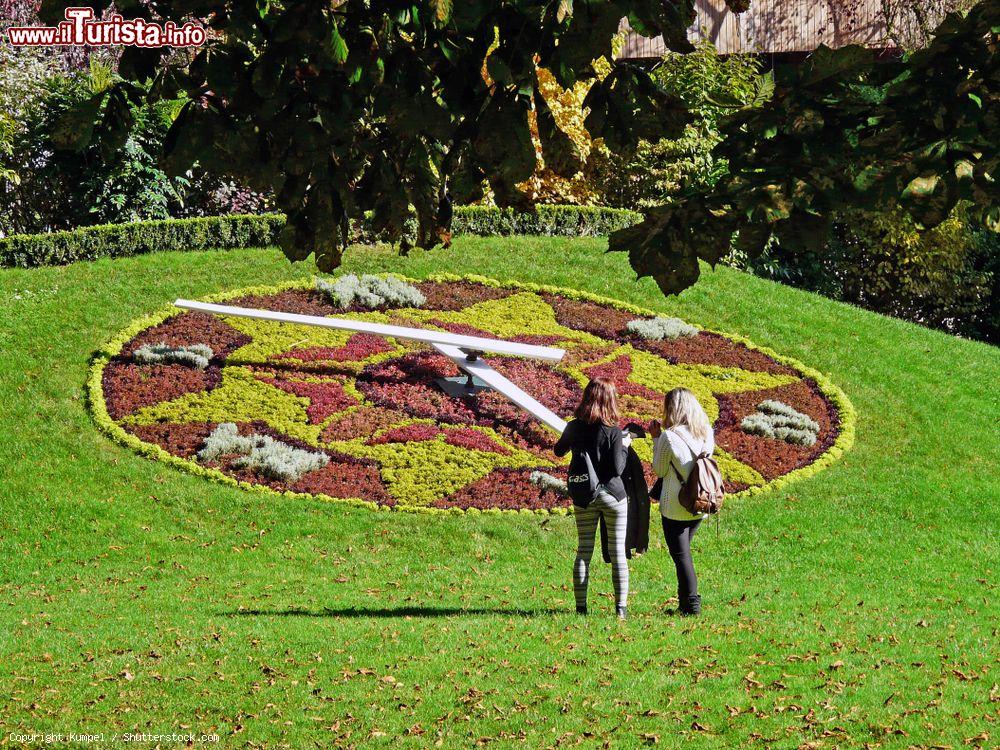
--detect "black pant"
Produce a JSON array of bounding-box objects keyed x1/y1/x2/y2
[{"x1": 662, "y1": 517, "x2": 702, "y2": 605}]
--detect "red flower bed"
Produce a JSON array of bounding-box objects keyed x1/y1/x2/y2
[
  {"x1": 541, "y1": 294, "x2": 638, "y2": 340},
  {"x1": 124, "y1": 421, "x2": 219, "y2": 458},
  {"x1": 256, "y1": 374, "x2": 358, "y2": 425},
  {"x1": 631, "y1": 332, "x2": 799, "y2": 375},
  {"x1": 274, "y1": 333, "x2": 395, "y2": 364},
  {"x1": 369, "y1": 423, "x2": 441, "y2": 444},
  {"x1": 436, "y1": 468, "x2": 571, "y2": 511},
  {"x1": 104, "y1": 362, "x2": 219, "y2": 420},
  {"x1": 226, "y1": 289, "x2": 338, "y2": 317},
  {"x1": 122, "y1": 312, "x2": 250, "y2": 361},
  {"x1": 291, "y1": 458, "x2": 394, "y2": 505},
  {"x1": 320, "y1": 407, "x2": 410, "y2": 442},
  {"x1": 583, "y1": 355, "x2": 662, "y2": 402},
  {"x1": 442, "y1": 427, "x2": 512, "y2": 455},
  {"x1": 715, "y1": 379, "x2": 839, "y2": 480},
  {"x1": 415, "y1": 281, "x2": 512, "y2": 311}
]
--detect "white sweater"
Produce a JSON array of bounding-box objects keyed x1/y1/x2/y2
[{"x1": 652, "y1": 425, "x2": 715, "y2": 521}]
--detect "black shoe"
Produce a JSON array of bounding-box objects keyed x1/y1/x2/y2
[
  {"x1": 576, "y1": 605, "x2": 588, "y2": 615},
  {"x1": 616, "y1": 606, "x2": 628, "y2": 620},
  {"x1": 679, "y1": 594, "x2": 701, "y2": 616}
]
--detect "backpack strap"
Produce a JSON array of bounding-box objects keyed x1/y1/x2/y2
[{"x1": 665, "y1": 429, "x2": 691, "y2": 486}]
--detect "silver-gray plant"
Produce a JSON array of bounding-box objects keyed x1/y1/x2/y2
[
  {"x1": 133, "y1": 342, "x2": 214, "y2": 370},
  {"x1": 626, "y1": 316, "x2": 699, "y2": 341},
  {"x1": 197, "y1": 423, "x2": 330, "y2": 482},
  {"x1": 316, "y1": 274, "x2": 426, "y2": 310},
  {"x1": 529, "y1": 471, "x2": 569, "y2": 496},
  {"x1": 740, "y1": 400, "x2": 820, "y2": 446}
]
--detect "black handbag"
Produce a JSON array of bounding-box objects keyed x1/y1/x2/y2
[{"x1": 567, "y1": 448, "x2": 600, "y2": 508}]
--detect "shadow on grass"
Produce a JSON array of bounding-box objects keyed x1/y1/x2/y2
[{"x1": 222, "y1": 606, "x2": 566, "y2": 618}]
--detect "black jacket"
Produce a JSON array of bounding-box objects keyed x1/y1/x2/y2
[{"x1": 553, "y1": 419, "x2": 627, "y2": 501}]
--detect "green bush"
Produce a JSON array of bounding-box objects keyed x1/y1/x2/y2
[
  {"x1": 448, "y1": 205, "x2": 640, "y2": 238},
  {"x1": 0, "y1": 214, "x2": 284, "y2": 268},
  {"x1": 1, "y1": 206, "x2": 639, "y2": 268},
  {"x1": 1, "y1": 58, "x2": 185, "y2": 236},
  {"x1": 587, "y1": 42, "x2": 768, "y2": 209},
  {"x1": 747, "y1": 207, "x2": 998, "y2": 343}
]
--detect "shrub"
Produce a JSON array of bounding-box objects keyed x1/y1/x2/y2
[
  {"x1": 197, "y1": 423, "x2": 329, "y2": 483},
  {"x1": 133, "y1": 343, "x2": 214, "y2": 370},
  {"x1": 741, "y1": 400, "x2": 820, "y2": 446},
  {"x1": 587, "y1": 42, "x2": 767, "y2": 209},
  {"x1": 0, "y1": 214, "x2": 284, "y2": 267},
  {"x1": 315, "y1": 274, "x2": 426, "y2": 310},
  {"x1": 455, "y1": 205, "x2": 639, "y2": 237},
  {"x1": 356, "y1": 205, "x2": 640, "y2": 242},
  {"x1": 1, "y1": 58, "x2": 185, "y2": 235},
  {"x1": 171, "y1": 173, "x2": 273, "y2": 218},
  {"x1": 747, "y1": 207, "x2": 996, "y2": 342},
  {"x1": 2, "y1": 206, "x2": 638, "y2": 268},
  {"x1": 529, "y1": 471, "x2": 569, "y2": 496},
  {"x1": 626, "y1": 316, "x2": 699, "y2": 340}
]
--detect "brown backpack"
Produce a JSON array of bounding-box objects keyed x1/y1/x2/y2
[{"x1": 670, "y1": 432, "x2": 725, "y2": 515}]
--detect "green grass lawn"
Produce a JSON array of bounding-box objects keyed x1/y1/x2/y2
[{"x1": 1, "y1": 237, "x2": 997, "y2": 749}]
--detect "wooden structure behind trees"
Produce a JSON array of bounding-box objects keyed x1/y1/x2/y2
[{"x1": 620, "y1": 0, "x2": 961, "y2": 58}]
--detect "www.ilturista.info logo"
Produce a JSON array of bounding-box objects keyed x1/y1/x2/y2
[{"x1": 6, "y1": 7, "x2": 206, "y2": 48}]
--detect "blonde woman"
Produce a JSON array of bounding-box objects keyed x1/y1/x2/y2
[
  {"x1": 554, "y1": 378, "x2": 631, "y2": 620},
  {"x1": 649, "y1": 388, "x2": 715, "y2": 616}
]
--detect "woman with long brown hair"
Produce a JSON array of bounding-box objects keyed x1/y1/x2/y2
[{"x1": 554, "y1": 377, "x2": 631, "y2": 620}]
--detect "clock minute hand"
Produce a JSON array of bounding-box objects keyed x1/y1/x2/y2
[
  {"x1": 173, "y1": 298, "x2": 569, "y2": 433},
  {"x1": 174, "y1": 299, "x2": 565, "y2": 362}
]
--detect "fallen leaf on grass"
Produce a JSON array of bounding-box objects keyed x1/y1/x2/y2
[{"x1": 743, "y1": 672, "x2": 764, "y2": 689}]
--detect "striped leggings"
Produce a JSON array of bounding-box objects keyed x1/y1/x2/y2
[{"x1": 573, "y1": 487, "x2": 629, "y2": 609}]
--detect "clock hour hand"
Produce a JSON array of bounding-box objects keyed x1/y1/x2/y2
[{"x1": 431, "y1": 343, "x2": 568, "y2": 434}]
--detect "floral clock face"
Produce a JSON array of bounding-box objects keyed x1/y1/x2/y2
[{"x1": 91, "y1": 275, "x2": 854, "y2": 514}]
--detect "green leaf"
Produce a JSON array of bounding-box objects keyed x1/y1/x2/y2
[
  {"x1": 902, "y1": 174, "x2": 940, "y2": 199},
  {"x1": 329, "y1": 21, "x2": 349, "y2": 65}
]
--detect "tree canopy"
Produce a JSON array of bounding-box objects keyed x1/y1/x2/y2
[
  {"x1": 36, "y1": 0, "x2": 1000, "y2": 294},
  {"x1": 39, "y1": 0, "x2": 713, "y2": 270},
  {"x1": 611, "y1": 0, "x2": 1000, "y2": 293}
]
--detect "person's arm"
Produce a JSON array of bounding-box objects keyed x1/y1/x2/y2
[
  {"x1": 609, "y1": 427, "x2": 626, "y2": 476},
  {"x1": 553, "y1": 421, "x2": 574, "y2": 457}
]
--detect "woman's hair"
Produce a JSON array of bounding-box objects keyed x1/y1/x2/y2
[
  {"x1": 663, "y1": 387, "x2": 712, "y2": 441},
  {"x1": 575, "y1": 377, "x2": 620, "y2": 426}
]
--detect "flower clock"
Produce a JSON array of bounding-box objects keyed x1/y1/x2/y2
[{"x1": 90, "y1": 274, "x2": 855, "y2": 515}]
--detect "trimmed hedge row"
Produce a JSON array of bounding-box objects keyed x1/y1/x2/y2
[
  {"x1": 448, "y1": 205, "x2": 640, "y2": 237},
  {"x1": 0, "y1": 214, "x2": 284, "y2": 269},
  {"x1": 1, "y1": 205, "x2": 641, "y2": 268}
]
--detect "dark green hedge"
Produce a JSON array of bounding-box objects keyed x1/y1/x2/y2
[
  {"x1": 448, "y1": 205, "x2": 640, "y2": 237},
  {"x1": 1, "y1": 205, "x2": 641, "y2": 268},
  {"x1": 0, "y1": 214, "x2": 285, "y2": 268}
]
